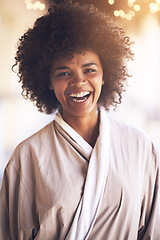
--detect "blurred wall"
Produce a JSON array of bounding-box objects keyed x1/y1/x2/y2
[{"x1": 0, "y1": 0, "x2": 54, "y2": 185}]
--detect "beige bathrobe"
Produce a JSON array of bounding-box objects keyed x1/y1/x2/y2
[{"x1": 0, "y1": 108, "x2": 160, "y2": 240}]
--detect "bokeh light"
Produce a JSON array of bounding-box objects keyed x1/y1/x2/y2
[{"x1": 25, "y1": 0, "x2": 45, "y2": 11}]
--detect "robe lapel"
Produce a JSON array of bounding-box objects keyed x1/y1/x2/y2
[
  {"x1": 64, "y1": 108, "x2": 110, "y2": 240},
  {"x1": 55, "y1": 113, "x2": 92, "y2": 161}
]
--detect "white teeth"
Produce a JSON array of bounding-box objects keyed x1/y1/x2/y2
[
  {"x1": 72, "y1": 98, "x2": 87, "y2": 102},
  {"x1": 70, "y1": 91, "x2": 90, "y2": 98}
]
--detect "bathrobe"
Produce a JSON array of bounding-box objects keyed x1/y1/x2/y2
[{"x1": 0, "y1": 108, "x2": 160, "y2": 240}]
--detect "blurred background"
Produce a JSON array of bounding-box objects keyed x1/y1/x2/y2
[{"x1": 0, "y1": 0, "x2": 160, "y2": 186}]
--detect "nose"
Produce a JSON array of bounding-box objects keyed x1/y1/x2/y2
[{"x1": 69, "y1": 72, "x2": 87, "y2": 87}]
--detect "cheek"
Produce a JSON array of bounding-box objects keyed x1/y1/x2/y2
[
  {"x1": 52, "y1": 82, "x2": 67, "y2": 102},
  {"x1": 53, "y1": 87, "x2": 62, "y2": 100},
  {"x1": 93, "y1": 76, "x2": 104, "y2": 90},
  {"x1": 50, "y1": 79, "x2": 62, "y2": 92},
  {"x1": 94, "y1": 79, "x2": 104, "y2": 98}
]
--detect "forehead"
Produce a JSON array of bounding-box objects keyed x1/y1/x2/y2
[{"x1": 52, "y1": 50, "x2": 101, "y2": 68}]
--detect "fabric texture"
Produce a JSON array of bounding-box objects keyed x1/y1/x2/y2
[
  {"x1": 0, "y1": 108, "x2": 160, "y2": 240},
  {"x1": 61, "y1": 110, "x2": 110, "y2": 240}
]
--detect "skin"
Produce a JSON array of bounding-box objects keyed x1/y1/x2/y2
[{"x1": 50, "y1": 50, "x2": 104, "y2": 147}]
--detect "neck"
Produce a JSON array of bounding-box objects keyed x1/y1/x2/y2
[{"x1": 62, "y1": 108, "x2": 100, "y2": 147}]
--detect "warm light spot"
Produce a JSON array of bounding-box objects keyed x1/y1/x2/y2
[
  {"x1": 128, "y1": 0, "x2": 136, "y2": 3},
  {"x1": 128, "y1": 0, "x2": 135, "y2": 7},
  {"x1": 134, "y1": 4, "x2": 141, "y2": 11},
  {"x1": 149, "y1": 2, "x2": 159, "y2": 13},
  {"x1": 34, "y1": 1, "x2": 41, "y2": 9},
  {"x1": 126, "y1": 14, "x2": 132, "y2": 20},
  {"x1": 26, "y1": 2, "x2": 33, "y2": 10},
  {"x1": 39, "y1": 3, "x2": 45, "y2": 10},
  {"x1": 129, "y1": 10, "x2": 135, "y2": 16},
  {"x1": 114, "y1": 10, "x2": 120, "y2": 17},
  {"x1": 119, "y1": 10, "x2": 126, "y2": 18},
  {"x1": 108, "y1": 0, "x2": 114, "y2": 5},
  {"x1": 128, "y1": 2, "x2": 134, "y2": 7},
  {"x1": 155, "y1": 0, "x2": 160, "y2": 3},
  {"x1": 25, "y1": 0, "x2": 45, "y2": 11}
]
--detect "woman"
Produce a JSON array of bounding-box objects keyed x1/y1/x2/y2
[{"x1": 0, "y1": 1, "x2": 159, "y2": 239}]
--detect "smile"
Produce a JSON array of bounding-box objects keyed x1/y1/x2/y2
[{"x1": 69, "y1": 91, "x2": 91, "y2": 102}]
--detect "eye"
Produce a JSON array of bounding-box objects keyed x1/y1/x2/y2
[
  {"x1": 84, "y1": 68, "x2": 96, "y2": 74},
  {"x1": 56, "y1": 72, "x2": 71, "y2": 77}
]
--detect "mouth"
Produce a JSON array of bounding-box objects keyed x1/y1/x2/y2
[{"x1": 69, "y1": 91, "x2": 91, "y2": 103}]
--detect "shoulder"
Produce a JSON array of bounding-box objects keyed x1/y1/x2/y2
[
  {"x1": 108, "y1": 114, "x2": 151, "y2": 146},
  {"x1": 106, "y1": 114, "x2": 160, "y2": 189},
  {"x1": 108, "y1": 113, "x2": 159, "y2": 170},
  {"x1": 1, "y1": 121, "x2": 56, "y2": 202},
  {"x1": 108, "y1": 111, "x2": 158, "y2": 159},
  {"x1": 8, "y1": 121, "x2": 54, "y2": 171},
  {"x1": 100, "y1": 108, "x2": 154, "y2": 152}
]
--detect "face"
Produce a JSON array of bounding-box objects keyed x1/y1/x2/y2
[{"x1": 50, "y1": 50, "x2": 104, "y2": 122}]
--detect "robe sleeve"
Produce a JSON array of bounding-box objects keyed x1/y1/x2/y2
[
  {"x1": 0, "y1": 166, "x2": 11, "y2": 240},
  {"x1": 0, "y1": 160, "x2": 37, "y2": 240},
  {"x1": 138, "y1": 143, "x2": 160, "y2": 240}
]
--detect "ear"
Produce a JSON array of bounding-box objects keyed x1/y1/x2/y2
[{"x1": 102, "y1": 79, "x2": 104, "y2": 85}]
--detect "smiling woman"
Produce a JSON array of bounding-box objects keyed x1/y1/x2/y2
[
  {"x1": 49, "y1": 51, "x2": 103, "y2": 118},
  {"x1": 12, "y1": 1, "x2": 133, "y2": 114},
  {"x1": 49, "y1": 50, "x2": 104, "y2": 145},
  {"x1": 0, "y1": 1, "x2": 160, "y2": 240}
]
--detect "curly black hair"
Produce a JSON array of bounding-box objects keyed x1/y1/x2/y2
[{"x1": 13, "y1": 1, "x2": 134, "y2": 114}]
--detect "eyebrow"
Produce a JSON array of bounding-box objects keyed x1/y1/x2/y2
[
  {"x1": 54, "y1": 66, "x2": 70, "y2": 71},
  {"x1": 82, "y1": 62, "x2": 97, "y2": 68},
  {"x1": 54, "y1": 62, "x2": 97, "y2": 72}
]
